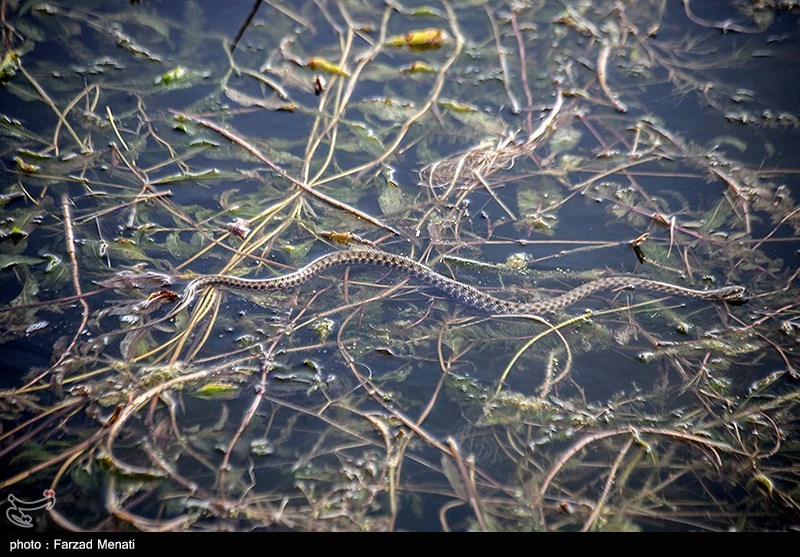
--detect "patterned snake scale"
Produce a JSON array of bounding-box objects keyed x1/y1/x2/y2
[{"x1": 171, "y1": 250, "x2": 748, "y2": 317}]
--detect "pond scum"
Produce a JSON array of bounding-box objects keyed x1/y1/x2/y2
[{"x1": 0, "y1": 0, "x2": 798, "y2": 531}]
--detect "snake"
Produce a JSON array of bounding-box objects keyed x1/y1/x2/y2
[{"x1": 169, "y1": 250, "x2": 748, "y2": 318}]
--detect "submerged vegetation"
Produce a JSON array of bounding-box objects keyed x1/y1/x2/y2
[{"x1": 0, "y1": 0, "x2": 799, "y2": 531}]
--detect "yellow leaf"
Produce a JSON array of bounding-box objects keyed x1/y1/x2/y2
[
  {"x1": 403, "y1": 60, "x2": 436, "y2": 73},
  {"x1": 306, "y1": 57, "x2": 350, "y2": 78},
  {"x1": 322, "y1": 231, "x2": 355, "y2": 245},
  {"x1": 439, "y1": 100, "x2": 478, "y2": 113},
  {"x1": 386, "y1": 28, "x2": 448, "y2": 49}
]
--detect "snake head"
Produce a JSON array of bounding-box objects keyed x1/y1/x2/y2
[{"x1": 718, "y1": 285, "x2": 749, "y2": 306}]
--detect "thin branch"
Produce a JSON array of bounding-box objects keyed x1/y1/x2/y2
[{"x1": 230, "y1": 0, "x2": 262, "y2": 53}]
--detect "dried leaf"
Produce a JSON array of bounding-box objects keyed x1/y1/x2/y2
[
  {"x1": 322, "y1": 231, "x2": 355, "y2": 245},
  {"x1": 226, "y1": 218, "x2": 251, "y2": 239},
  {"x1": 14, "y1": 156, "x2": 39, "y2": 175}
]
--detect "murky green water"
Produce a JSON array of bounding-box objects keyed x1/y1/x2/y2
[{"x1": 1, "y1": 0, "x2": 799, "y2": 531}]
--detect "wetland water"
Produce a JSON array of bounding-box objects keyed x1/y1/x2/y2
[{"x1": 0, "y1": 0, "x2": 799, "y2": 531}]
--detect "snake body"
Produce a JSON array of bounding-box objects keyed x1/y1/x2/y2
[{"x1": 172, "y1": 250, "x2": 747, "y2": 317}]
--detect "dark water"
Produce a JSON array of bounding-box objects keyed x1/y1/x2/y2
[{"x1": 1, "y1": 0, "x2": 799, "y2": 532}]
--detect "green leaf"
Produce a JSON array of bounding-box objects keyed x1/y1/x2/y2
[
  {"x1": 113, "y1": 29, "x2": 161, "y2": 61},
  {"x1": 151, "y1": 168, "x2": 221, "y2": 185},
  {"x1": 0, "y1": 114, "x2": 46, "y2": 142},
  {"x1": 157, "y1": 65, "x2": 187, "y2": 85},
  {"x1": 0, "y1": 254, "x2": 43, "y2": 270},
  {"x1": 195, "y1": 383, "x2": 240, "y2": 399},
  {"x1": 223, "y1": 87, "x2": 295, "y2": 112},
  {"x1": 10, "y1": 266, "x2": 40, "y2": 307},
  {"x1": 517, "y1": 181, "x2": 564, "y2": 215},
  {"x1": 165, "y1": 231, "x2": 199, "y2": 258},
  {"x1": 377, "y1": 182, "x2": 406, "y2": 215},
  {"x1": 126, "y1": 10, "x2": 172, "y2": 39},
  {"x1": 155, "y1": 66, "x2": 209, "y2": 91},
  {"x1": 250, "y1": 439, "x2": 275, "y2": 456},
  {"x1": 107, "y1": 238, "x2": 149, "y2": 261},
  {"x1": 41, "y1": 253, "x2": 68, "y2": 289}
]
